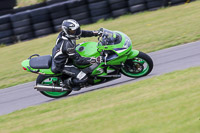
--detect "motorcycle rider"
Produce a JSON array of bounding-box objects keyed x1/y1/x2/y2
[{"x1": 51, "y1": 19, "x2": 102, "y2": 91}]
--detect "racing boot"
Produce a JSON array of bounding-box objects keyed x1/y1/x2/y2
[
  {"x1": 64, "y1": 77, "x2": 80, "y2": 91},
  {"x1": 64, "y1": 76, "x2": 88, "y2": 91}
]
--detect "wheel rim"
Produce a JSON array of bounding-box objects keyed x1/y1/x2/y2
[
  {"x1": 122, "y1": 57, "x2": 150, "y2": 77},
  {"x1": 41, "y1": 77, "x2": 69, "y2": 97}
]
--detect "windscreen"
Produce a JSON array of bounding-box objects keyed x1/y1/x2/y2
[{"x1": 99, "y1": 28, "x2": 122, "y2": 46}]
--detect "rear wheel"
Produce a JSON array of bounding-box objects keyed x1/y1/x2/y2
[
  {"x1": 36, "y1": 75, "x2": 72, "y2": 98},
  {"x1": 121, "y1": 51, "x2": 153, "y2": 78}
]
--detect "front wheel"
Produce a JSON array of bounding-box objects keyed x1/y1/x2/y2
[
  {"x1": 36, "y1": 75, "x2": 72, "y2": 98},
  {"x1": 121, "y1": 51, "x2": 153, "y2": 78}
]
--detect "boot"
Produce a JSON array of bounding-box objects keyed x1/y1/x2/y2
[{"x1": 64, "y1": 78, "x2": 81, "y2": 91}]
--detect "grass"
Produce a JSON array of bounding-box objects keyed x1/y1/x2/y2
[
  {"x1": 0, "y1": 66, "x2": 199, "y2": 133},
  {"x1": 16, "y1": 0, "x2": 46, "y2": 8},
  {"x1": 0, "y1": 1, "x2": 200, "y2": 89}
]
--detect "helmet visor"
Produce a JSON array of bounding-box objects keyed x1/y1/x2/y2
[{"x1": 67, "y1": 27, "x2": 81, "y2": 36}]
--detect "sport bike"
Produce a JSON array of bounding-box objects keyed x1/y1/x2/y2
[{"x1": 21, "y1": 28, "x2": 153, "y2": 98}]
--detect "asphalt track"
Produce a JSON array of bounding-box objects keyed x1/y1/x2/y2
[{"x1": 0, "y1": 41, "x2": 200, "y2": 116}]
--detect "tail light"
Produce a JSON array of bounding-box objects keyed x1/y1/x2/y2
[{"x1": 23, "y1": 67, "x2": 27, "y2": 70}]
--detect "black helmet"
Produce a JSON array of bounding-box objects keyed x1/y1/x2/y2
[{"x1": 61, "y1": 19, "x2": 82, "y2": 39}]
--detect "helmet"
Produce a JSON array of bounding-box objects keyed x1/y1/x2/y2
[{"x1": 61, "y1": 19, "x2": 82, "y2": 39}]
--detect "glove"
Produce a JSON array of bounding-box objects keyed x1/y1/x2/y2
[
  {"x1": 90, "y1": 56, "x2": 103, "y2": 64},
  {"x1": 93, "y1": 31, "x2": 102, "y2": 37}
]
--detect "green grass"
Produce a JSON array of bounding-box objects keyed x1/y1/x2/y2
[
  {"x1": 1, "y1": 1, "x2": 200, "y2": 89},
  {"x1": 16, "y1": 0, "x2": 45, "y2": 8},
  {"x1": 0, "y1": 66, "x2": 199, "y2": 133}
]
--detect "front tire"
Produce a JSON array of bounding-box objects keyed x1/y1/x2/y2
[
  {"x1": 121, "y1": 51, "x2": 153, "y2": 78},
  {"x1": 36, "y1": 75, "x2": 72, "y2": 98}
]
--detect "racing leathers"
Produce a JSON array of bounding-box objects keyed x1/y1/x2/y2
[{"x1": 51, "y1": 30, "x2": 98, "y2": 89}]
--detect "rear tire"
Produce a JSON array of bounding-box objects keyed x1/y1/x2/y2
[
  {"x1": 121, "y1": 51, "x2": 153, "y2": 78},
  {"x1": 36, "y1": 75, "x2": 72, "y2": 98}
]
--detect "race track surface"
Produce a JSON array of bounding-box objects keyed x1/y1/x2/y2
[{"x1": 0, "y1": 41, "x2": 200, "y2": 116}]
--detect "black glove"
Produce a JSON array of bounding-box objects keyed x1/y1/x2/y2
[
  {"x1": 90, "y1": 56, "x2": 103, "y2": 64},
  {"x1": 93, "y1": 31, "x2": 102, "y2": 37}
]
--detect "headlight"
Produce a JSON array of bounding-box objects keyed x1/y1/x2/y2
[{"x1": 123, "y1": 38, "x2": 131, "y2": 49}]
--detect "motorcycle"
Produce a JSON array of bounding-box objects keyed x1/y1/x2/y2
[{"x1": 21, "y1": 28, "x2": 153, "y2": 98}]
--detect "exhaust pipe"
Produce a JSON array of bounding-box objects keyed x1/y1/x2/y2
[{"x1": 34, "y1": 84, "x2": 67, "y2": 92}]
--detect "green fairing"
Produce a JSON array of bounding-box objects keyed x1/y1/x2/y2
[
  {"x1": 76, "y1": 32, "x2": 133, "y2": 67},
  {"x1": 21, "y1": 59, "x2": 30, "y2": 70},
  {"x1": 76, "y1": 42, "x2": 100, "y2": 58},
  {"x1": 75, "y1": 31, "x2": 135, "y2": 76},
  {"x1": 74, "y1": 42, "x2": 100, "y2": 69},
  {"x1": 39, "y1": 68, "x2": 55, "y2": 75}
]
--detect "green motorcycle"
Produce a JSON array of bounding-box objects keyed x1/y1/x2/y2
[{"x1": 21, "y1": 28, "x2": 153, "y2": 98}]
